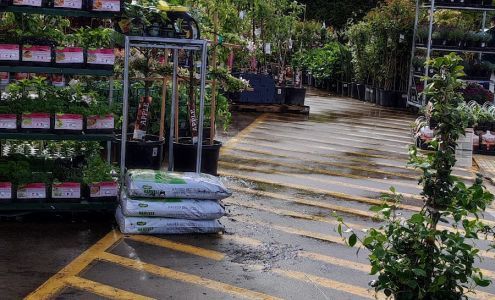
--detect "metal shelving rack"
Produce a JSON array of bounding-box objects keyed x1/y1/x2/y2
[
  {"x1": 0, "y1": 7, "x2": 119, "y2": 212},
  {"x1": 120, "y1": 36, "x2": 209, "y2": 178},
  {"x1": 407, "y1": 0, "x2": 493, "y2": 107}
]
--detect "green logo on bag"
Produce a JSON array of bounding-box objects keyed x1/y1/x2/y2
[
  {"x1": 154, "y1": 173, "x2": 186, "y2": 184},
  {"x1": 143, "y1": 185, "x2": 152, "y2": 195},
  {"x1": 137, "y1": 221, "x2": 147, "y2": 226},
  {"x1": 138, "y1": 203, "x2": 149, "y2": 208}
]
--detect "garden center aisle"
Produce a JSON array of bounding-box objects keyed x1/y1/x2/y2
[{"x1": 25, "y1": 90, "x2": 495, "y2": 300}]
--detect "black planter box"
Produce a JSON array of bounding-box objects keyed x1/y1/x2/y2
[
  {"x1": 350, "y1": 82, "x2": 359, "y2": 99},
  {"x1": 357, "y1": 84, "x2": 366, "y2": 101},
  {"x1": 285, "y1": 87, "x2": 306, "y2": 105},
  {"x1": 237, "y1": 73, "x2": 276, "y2": 104},
  {"x1": 113, "y1": 134, "x2": 165, "y2": 170},
  {"x1": 274, "y1": 86, "x2": 286, "y2": 104},
  {"x1": 173, "y1": 138, "x2": 222, "y2": 176}
]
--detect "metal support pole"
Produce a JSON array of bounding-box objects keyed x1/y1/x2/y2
[
  {"x1": 196, "y1": 42, "x2": 208, "y2": 174},
  {"x1": 407, "y1": 0, "x2": 420, "y2": 107},
  {"x1": 120, "y1": 37, "x2": 130, "y2": 181},
  {"x1": 107, "y1": 76, "x2": 114, "y2": 163},
  {"x1": 481, "y1": 11, "x2": 487, "y2": 60},
  {"x1": 423, "y1": 0, "x2": 435, "y2": 106},
  {"x1": 168, "y1": 49, "x2": 179, "y2": 172}
]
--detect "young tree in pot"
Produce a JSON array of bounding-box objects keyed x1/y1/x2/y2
[{"x1": 337, "y1": 53, "x2": 495, "y2": 299}]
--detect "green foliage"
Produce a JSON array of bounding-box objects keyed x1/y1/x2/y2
[
  {"x1": 337, "y1": 54, "x2": 495, "y2": 299},
  {"x1": 74, "y1": 27, "x2": 115, "y2": 49},
  {"x1": 293, "y1": 42, "x2": 351, "y2": 81},
  {"x1": 82, "y1": 155, "x2": 115, "y2": 184}
]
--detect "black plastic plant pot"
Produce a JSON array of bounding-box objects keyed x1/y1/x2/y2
[
  {"x1": 173, "y1": 138, "x2": 222, "y2": 176},
  {"x1": 370, "y1": 87, "x2": 377, "y2": 103},
  {"x1": 380, "y1": 90, "x2": 394, "y2": 107},
  {"x1": 396, "y1": 92, "x2": 407, "y2": 108},
  {"x1": 20, "y1": 113, "x2": 53, "y2": 133},
  {"x1": 351, "y1": 83, "x2": 359, "y2": 99},
  {"x1": 341, "y1": 82, "x2": 350, "y2": 97},
  {"x1": 285, "y1": 87, "x2": 306, "y2": 105},
  {"x1": 114, "y1": 134, "x2": 165, "y2": 170},
  {"x1": 0, "y1": 182, "x2": 13, "y2": 204},
  {"x1": 357, "y1": 84, "x2": 366, "y2": 101},
  {"x1": 274, "y1": 86, "x2": 286, "y2": 104},
  {"x1": 364, "y1": 85, "x2": 371, "y2": 102},
  {"x1": 0, "y1": 44, "x2": 21, "y2": 66},
  {"x1": 0, "y1": 114, "x2": 18, "y2": 132}
]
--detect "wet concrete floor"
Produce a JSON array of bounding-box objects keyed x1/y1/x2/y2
[{"x1": 3, "y1": 89, "x2": 495, "y2": 300}]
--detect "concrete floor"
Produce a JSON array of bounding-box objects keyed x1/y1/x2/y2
[{"x1": 3, "y1": 89, "x2": 495, "y2": 300}]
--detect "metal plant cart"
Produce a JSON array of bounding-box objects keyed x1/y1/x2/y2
[
  {"x1": 120, "y1": 36, "x2": 209, "y2": 178},
  {"x1": 407, "y1": 0, "x2": 495, "y2": 108}
]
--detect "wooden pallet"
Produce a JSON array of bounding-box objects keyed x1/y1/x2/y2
[{"x1": 231, "y1": 103, "x2": 310, "y2": 115}]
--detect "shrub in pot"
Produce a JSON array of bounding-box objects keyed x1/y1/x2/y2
[
  {"x1": 76, "y1": 27, "x2": 115, "y2": 70},
  {"x1": 82, "y1": 155, "x2": 118, "y2": 202}
]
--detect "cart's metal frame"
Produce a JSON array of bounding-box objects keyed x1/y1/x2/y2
[
  {"x1": 407, "y1": 0, "x2": 490, "y2": 108},
  {"x1": 121, "y1": 36, "x2": 209, "y2": 178}
]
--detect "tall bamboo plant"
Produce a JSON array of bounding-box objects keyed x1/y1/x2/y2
[{"x1": 338, "y1": 53, "x2": 495, "y2": 299}]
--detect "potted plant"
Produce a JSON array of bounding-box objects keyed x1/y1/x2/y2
[
  {"x1": 85, "y1": 101, "x2": 116, "y2": 134},
  {"x1": 76, "y1": 27, "x2": 115, "y2": 70},
  {"x1": 0, "y1": 161, "x2": 16, "y2": 203},
  {"x1": 0, "y1": 97, "x2": 18, "y2": 132},
  {"x1": 14, "y1": 162, "x2": 50, "y2": 203},
  {"x1": 82, "y1": 155, "x2": 118, "y2": 201},
  {"x1": 54, "y1": 34, "x2": 85, "y2": 68}
]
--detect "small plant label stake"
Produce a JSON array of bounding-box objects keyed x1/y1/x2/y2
[
  {"x1": 17, "y1": 183, "x2": 46, "y2": 199},
  {"x1": 0, "y1": 182, "x2": 12, "y2": 199},
  {"x1": 52, "y1": 183, "x2": 81, "y2": 199},
  {"x1": 54, "y1": 0, "x2": 83, "y2": 9},
  {"x1": 0, "y1": 44, "x2": 20, "y2": 61}
]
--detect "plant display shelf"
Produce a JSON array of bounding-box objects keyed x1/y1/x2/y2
[
  {"x1": 0, "y1": 66, "x2": 113, "y2": 76},
  {"x1": 0, "y1": 9, "x2": 119, "y2": 213},
  {"x1": 0, "y1": 6, "x2": 119, "y2": 18},
  {"x1": 416, "y1": 46, "x2": 495, "y2": 55},
  {"x1": 0, "y1": 132, "x2": 115, "y2": 141},
  {"x1": 422, "y1": 4, "x2": 495, "y2": 11},
  {"x1": 407, "y1": 0, "x2": 493, "y2": 108},
  {"x1": 0, "y1": 202, "x2": 117, "y2": 212}
]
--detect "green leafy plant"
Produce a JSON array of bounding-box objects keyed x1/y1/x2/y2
[
  {"x1": 82, "y1": 155, "x2": 115, "y2": 184},
  {"x1": 337, "y1": 54, "x2": 495, "y2": 299},
  {"x1": 74, "y1": 27, "x2": 115, "y2": 49}
]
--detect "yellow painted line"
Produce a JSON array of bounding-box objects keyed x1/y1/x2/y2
[
  {"x1": 219, "y1": 170, "x2": 421, "y2": 212},
  {"x1": 231, "y1": 141, "x2": 474, "y2": 180},
  {"x1": 25, "y1": 230, "x2": 123, "y2": 300},
  {"x1": 236, "y1": 215, "x2": 358, "y2": 247},
  {"x1": 220, "y1": 161, "x2": 424, "y2": 202},
  {"x1": 259, "y1": 121, "x2": 412, "y2": 145},
  {"x1": 64, "y1": 276, "x2": 154, "y2": 300},
  {"x1": 126, "y1": 235, "x2": 225, "y2": 261},
  {"x1": 221, "y1": 150, "x2": 421, "y2": 184},
  {"x1": 221, "y1": 113, "x2": 267, "y2": 151},
  {"x1": 229, "y1": 186, "x2": 376, "y2": 219},
  {"x1": 271, "y1": 269, "x2": 380, "y2": 299},
  {"x1": 97, "y1": 252, "x2": 282, "y2": 300},
  {"x1": 247, "y1": 130, "x2": 410, "y2": 156},
  {"x1": 225, "y1": 197, "x2": 367, "y2": 231}
]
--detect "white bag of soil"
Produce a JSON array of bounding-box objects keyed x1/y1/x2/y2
[
  {"x1": 126, "y1": 169, "x2": 232, "y2": 200},
  {"x1": 121, "y1": 191, "x2": 225, "y2": 220},
  {"x1": 116, "y1": 206, "x2": 225, "y2": 234}
]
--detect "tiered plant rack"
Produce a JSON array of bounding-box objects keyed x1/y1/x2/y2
[
  {"x1": 407, "y1": 0, "x2": 495, "y2": 108},
  {"x1": 0, "y1": 7, "x2": 120, "y2": 212},
  {"x1": 120, "y1": 36, "x2": 209, "y2": 178}
]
